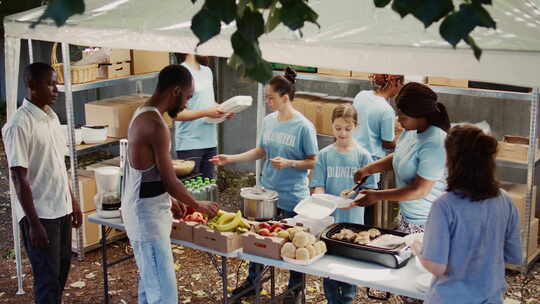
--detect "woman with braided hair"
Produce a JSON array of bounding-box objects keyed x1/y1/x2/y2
[{"x1": 351, "y1": 82, "x2": 450, "y2": 233}]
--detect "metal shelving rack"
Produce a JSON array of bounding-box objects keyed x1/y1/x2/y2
[
  {"x1": 56, "y1": 42, "x2": 158, "y2": 258},
  {"x1": 268, "y1": 71, "x2": 540, "y2": 270}
]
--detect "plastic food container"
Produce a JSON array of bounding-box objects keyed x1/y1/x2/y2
[
  {"x1": 320, "y1": 223, "x2": 412, "y2": 268},
  {"x1": 82, "y1": 125, "x2": 108, "y2": 144},
  {"x1": 294, "y1": 193, "x2": 351, "y2": 220},
  {"x1": 285, "y1": 214, "x2": 334, "y2": 236},
  {"x1": 205, "y1": 96, "x2": 253, "y2": 124}
]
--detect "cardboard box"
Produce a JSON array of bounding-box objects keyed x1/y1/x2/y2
[
  {"x1": 171, "y1": 220, "x2": 197, "y2": 243},
  {"x1": 527, "y1": 218, "x2": 539, "y2": 258},
  {"x1": 318, "y1": 68, "x2": 351, "y2": 77},
  {"x1": 73, "y1": 212, "x2": 101, "y2": 248},
  {"x1": 193, "y1": 225, "x2": 243, "y2": 253},
  {"x1": 318, "y1": 96, "x2": 353, "y2": 136},
  {"x1": 77, "y1": 170, "x2": 97, "y2": 213},
  {"x1": 242, "y1": 232, "x2": 287, "y2": 260},
  {"x1": 427, "y1": 77, "x2": 468, "y2": 88},
  {"x1": 98, "y1": 62, "x2": 131, "y2": 79},
  {"x1": 497, "y1": 137, "x2": 540, "y2": 164},
  {"x1": 85, "y1": 95, "x2": 146, "y2": 138},
  {"x1": 131, "y1": 50, "x2": 170, "y2": 74},
  {"x1": 500, "y1": 182, "x2": 537, "y2": 229}
]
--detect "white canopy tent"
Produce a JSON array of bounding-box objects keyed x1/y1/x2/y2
[{"x1": 4, "y1": 0, "x2": 540, "y2": 295}]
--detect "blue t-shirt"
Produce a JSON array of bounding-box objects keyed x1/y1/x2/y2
[
  {"x1": 393, "y1": 126, "x2": 447, "y2": 225},
  {"x1": 422, "y1": 191, "x2": 522, "y2": 304},
  {"x1": 174, "y1": 63, "x2": 217, "y2": 151},
  {"x1": 310, "y1": 143, "x2": 378, "y2": 224},
  {"x1": 352, "y1": 90, "x2": 395, "y2": 159},
  {"x1": 259, "y1": 111, "x2": 319, "y2": 212}
]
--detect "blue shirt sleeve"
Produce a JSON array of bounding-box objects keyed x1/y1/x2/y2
[
  {"x1": 417, "y1": 141, "x2": 446, "y2": 181},
  {"x1": 301, "y1": 124, "x2": 319, "y2": 156},
  {"x1": 380, "y1": 108, "x2": 395, "y2": 142},
  {"x1": 421, "y1": 198, "x2": 451, "y2": 265},
  {"x1": 309, "y1": 152, "x2": 326, "y2": 188},
  {"x1": 504, "y1": 194, "x2": 523, "y2": 265}
]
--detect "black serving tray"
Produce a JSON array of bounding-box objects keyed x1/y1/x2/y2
[{"x1": 320, "y1": 223, "x2": 412, "y2": 269}]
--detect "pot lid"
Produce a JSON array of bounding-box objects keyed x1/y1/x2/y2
[{"x1": 240, "y1": 187, "x2": 278, "y2": 200}]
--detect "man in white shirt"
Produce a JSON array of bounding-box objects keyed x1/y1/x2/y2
[{"x1": 2, "y1": 62, "x2": 82, "y2": 304}]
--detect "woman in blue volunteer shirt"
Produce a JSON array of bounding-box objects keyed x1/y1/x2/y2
[
  {"x1": 352, "y1": 73, "x2": 403, "y2": 224},
  {"x1": 353, "y1": 82, "x2": 450, "y2": 233},
  {"x1": 310, "y1": 104, "x2": 377, "y2": 304},
  {"x1": 173, "y1": 54, "x2": 231, "y2": 178},
  {"x1": 413, "y1": 125, "x2": 522, "y2": 304},
  {"x1": 353, "y1": 73, "x2": 403, "y2": 158},
  {"x1": 211, "y1": 68, "x2": 318, "y2": 303}
]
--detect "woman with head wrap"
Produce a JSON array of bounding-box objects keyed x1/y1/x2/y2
[{"x1": 349, "y1": 82, "x2": 450, "y2": 233}]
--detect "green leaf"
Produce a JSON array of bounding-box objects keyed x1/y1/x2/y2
[
  {"x1": 246, "y1": 59, "x2": 273, "y2": 83},
  {"x1": 464, "y1": 35, "x2": 482, "y2": 60},
  {"x1": 439, "y1": 3, "x2": 496, "y2": 47},
  {"x1": 279, "y1": 0, "x2": 320, "y2": 31},
  {"x1": 374, "y1": 0, "x2": 392, "y2": 8},
  {"x1": 237, "y1": 8, "x2": 265, "y2": 41},
  {"x1": 231, "y1": 31, "x2": 260, "y2": 68},
  {"x1": 205, "y1": 0, "x2": 236, "y2": 24},
  {"x1": 31, "y1": 0, "x2": 85, "y2": 28},
  {"x1": 265, "y1": 5, "x2": 282, "y2": 33},
  {"x1": 391, "y1": 0, "x2": 421, "y2": 18},
  {"x1": 411, "y1": 0, "x2": 454, "y2": 28},
  {"x1": 191, "y1": 8, "x2": 221, "y2": 47},
  {"x1": 254, "y1": 0, "x2": 274, "y2": 9}
]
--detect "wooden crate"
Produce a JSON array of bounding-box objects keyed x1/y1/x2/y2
[{"x1": 98, "y1": 62, "x2": 131, "y2": 79}]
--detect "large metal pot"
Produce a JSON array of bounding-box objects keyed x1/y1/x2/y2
[{"x1": 240, "y1": 187, "x2": 278, "y2": 220}]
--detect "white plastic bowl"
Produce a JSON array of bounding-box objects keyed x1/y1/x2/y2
[{"x1": 82, "y1": 125, "x2": 108, "y2": 144}]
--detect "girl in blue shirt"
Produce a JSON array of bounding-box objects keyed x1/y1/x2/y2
[
  {"x1": 352, "y1": 82, "x2": 450, "y2": 233},
  {"x1": 173, "y1": 54, "x2": 232, "y2": 178},
  {"x1": 310, "y1": 104, "x2": 377, "y2": 304},
  {"x1": 413, "y1": 125, "x2": 522, "y2": 304},
  {"x1": 211, "y1": 68, "x2": 318, "y2": 303}
]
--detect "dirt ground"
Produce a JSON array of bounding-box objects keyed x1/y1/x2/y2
[{"x1": 0, "y1": 113, "x2": 539, "y2": 303}]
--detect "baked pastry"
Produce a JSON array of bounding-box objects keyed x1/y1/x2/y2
[
  {"x1": 296, "y1": 247, "x2": 310, "y2": 260},
  {"x1": 368, "y1": 228, "x2": 381, "y2": 239},
  {"x1": 281, "y1": 242, "x2": 296, "y2": 259}
]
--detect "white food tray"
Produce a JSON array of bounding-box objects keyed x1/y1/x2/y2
[
  {"x1": 282, "y1": 253, "x2": 325, "y2": 266},
  {"x1": 294, "y1": 194, "x2": 352, "y2": 220},
  {"x1": 205, "y1": 96, "x2": 253, "y2": 124}
]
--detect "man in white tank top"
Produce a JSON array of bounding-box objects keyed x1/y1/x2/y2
[{"x1": 122, "y1": 65, "x2": 219, "y2": 304}]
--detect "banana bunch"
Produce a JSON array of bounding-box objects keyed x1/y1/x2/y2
[{"x1": 208, "y1": 210, "x2": 251, "y2": 233}]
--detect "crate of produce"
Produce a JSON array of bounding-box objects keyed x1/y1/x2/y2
[
  {"x1": 193, "y1": 210, "x2": 250, "y2": 253},
  {"x1": 171, "y1": 220, "x2": 198, "y2": 243},
  {"x1": 242, "y1": 221, "x2": 306, "y2": 259}
]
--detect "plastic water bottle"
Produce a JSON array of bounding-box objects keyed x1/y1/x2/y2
[{"x1": 210, "y1": 179, "x2": 218, "y2": 202}]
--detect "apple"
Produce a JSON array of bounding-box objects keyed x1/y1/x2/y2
[
  {"x1": 273, "y1": 227, "x2": 283, "y2": 233},
  {"x1": 277, "y1": 230, "x2": 290, "y2": 239},
  {"x1": 259, "y1": 222, "x2": 272, "y2": 230},
  {"x1": 257, "y1": 228, "x2": 271, "y2": 236}
]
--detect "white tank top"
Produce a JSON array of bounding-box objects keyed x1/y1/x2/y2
[{"x1": 121, "y1": 106, "x2": 172, "y2": 241}]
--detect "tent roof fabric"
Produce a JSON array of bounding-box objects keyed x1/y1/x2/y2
[{"x1": 4, "y1": 0, "x2": 540, "y2": 87}]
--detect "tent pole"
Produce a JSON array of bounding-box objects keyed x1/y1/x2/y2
[
  {"x1": 5, "y1": 36, "x2": 25, "y2": 295},
  {"x1": 525, "y1": 88, "x2": 539, "y2": 270},
  {"x1": 27, "y1": 39, "x2": 33, "y2": 63},
  {"x1": 61, "y1": 42, "x2": 84, "y2": 259},
  {"x1": 255, "y1": 83, "x2": 265, "y2": 186}
]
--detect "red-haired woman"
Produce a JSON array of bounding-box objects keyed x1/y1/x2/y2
[{"x1": 413, "y1": 125, "x2": 522, "y2": 303}]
